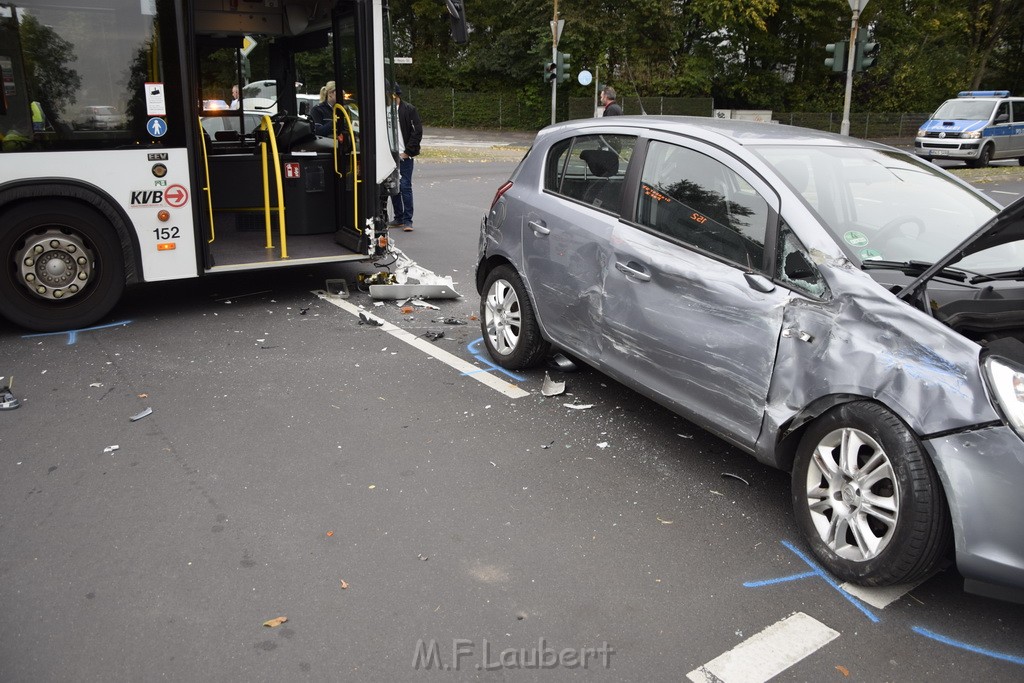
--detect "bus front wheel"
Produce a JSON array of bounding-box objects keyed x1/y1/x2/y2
[{"x1": 0, "y1": 200, "x2": 125, "y2": 332}]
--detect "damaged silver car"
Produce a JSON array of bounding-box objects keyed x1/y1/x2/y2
[{"x1": 475, "y1": 116, "x2": 1024, "y2": 603}]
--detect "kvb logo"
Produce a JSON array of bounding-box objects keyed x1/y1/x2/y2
[
  {"x1": 130, "y1": 189, "x2": 164, "y2": 206},
  {"x1": 130, "y1": 184, "x2": 188, "y2": 208}
]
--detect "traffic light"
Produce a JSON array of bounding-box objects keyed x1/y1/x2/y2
[
  {"x1": 824, "y1": 41, "x2": 847, "y2": 72},
  {"x1": 543, "y1": 61, "x2": 556, "y2": 83},
  {"x1": 556, "y1": 51, "x2": 571, "y2": 84},
  {"x1": 854, "y1": 29, "x2": 879, "y2": 71}
]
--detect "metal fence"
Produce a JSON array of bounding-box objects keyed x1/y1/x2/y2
[{"x1": 403, "y1": 87, "x2": 928, "y2": 143}]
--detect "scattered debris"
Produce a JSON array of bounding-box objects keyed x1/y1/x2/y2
[
  {"x1": 548, "y1": 353, "x2": 578, "y2": 372},
  {"x1": 540, "y1": 441, "x2": 554, "y2": 449},
  {"x1": 262, "y1": 616, "x2": 288, "y2": 628},
  {"x1": 89, "y1": 382, "x2": 103, "y2": 388},
  {"x1": 540, "y1": 373, "x2": 565, "y2": 397},
  {"x1": 129, "y1": 407, "x2": 153, "y2": 422},
  {"x1": 137, "y1": 393, "x2": 148, "y2": 399},
  {"x1": 721, "y1": 472, "x2": 750, "y2": 486},
  {"x1": 563, "y1": 403, "x2": 594, "y2": 410},
  {"x1": 436, "y1": 317, "x2": 468, "y2": 325},
  {"x1": 340, "y1": 579, "x2": 349, "y2": 589},
  {"x1": 400, "y1": 306, "x2": 415, "y2": 314},
  {"x1": 422, "y1": 330, "x2": 445, "y2": 341},
  {"x1": 677, "y1": 433, "x2": 693, "y2": 439},
  {"x1": 657, "y1": 517, "x2": 674, "y2": 525},
  {"x1": 103, "y1": 445, "x2": 120, "y2": 453},
  {"x1": 326, "y1": 531, "x2": 334, "y2": 537},
  {"x1": 368, "y1": 248, "x2": 461, "y2": 300},
  {"x1": 358, "y1": 311, "x2": 384, "y2": 327},
  {"x1": 325, "y1": 278, "x2": 350, "y2": 298},
  {"x1": 410, "y1": 299, "x2": 440, "y2": 310},
  {"x1": 0, "y1": 382, "x2": 20, "y2": 410},
  {"x1": 417, "y1": 554, "x2": 429, "y2": 561},
  {"x1": 299, "y1": 307, "x2": 309, "y2": 315},
  {"x1": 836, "y1": 665, "x2": 850, "y2": 677},
  {"x1": 596, "y1": 442, "x2": 609, "y2": 449},
  {"x1": 359, "y1": 271, "x2": 397, "y2": 286}
]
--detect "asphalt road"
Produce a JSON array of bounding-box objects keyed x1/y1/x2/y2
[{"x1": 1, "y1": 146, "x2": 1023, "y2": 681}]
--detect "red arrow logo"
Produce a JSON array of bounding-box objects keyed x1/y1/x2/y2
[{"x1": 165, "y1": 184, "x2": 189, "y2": 208}]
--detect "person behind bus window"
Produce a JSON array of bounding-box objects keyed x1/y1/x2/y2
[
  {"x1": 310, "y1": 81, "x2": 336, "y2": 137},
  {"x1": 230, "y1": 84, "x2": 240, "y2": 110}
]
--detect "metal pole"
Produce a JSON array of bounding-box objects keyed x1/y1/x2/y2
[
  {"x1": 840, "y1": 10, "x2": 859, "y2": 136},
  {"x1": 551, "y1": 0, "x2": 559, "y2": 125}
]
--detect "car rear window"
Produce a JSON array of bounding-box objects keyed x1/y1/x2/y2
[{"x1": 545, "y1": 134, "x2": 636, "y2": 214}]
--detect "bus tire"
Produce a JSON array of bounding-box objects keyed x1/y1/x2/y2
[{"x1": 0, "y1": 200, "x2": 125, "y2": 332}]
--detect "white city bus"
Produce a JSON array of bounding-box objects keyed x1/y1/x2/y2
[{"x1": 0, "y1": 0, "x2": 466, "y2": 332}]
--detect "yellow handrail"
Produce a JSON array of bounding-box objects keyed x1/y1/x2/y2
[
  {"x1": 257, "y1": 115, "x2": 288, "y2": 259},
  {"x1": 333, "y1": 103, "x2": 359, "y2": 233},
  {"x1": 198, "y1": 117, "x2": 216, "y2": 243}
]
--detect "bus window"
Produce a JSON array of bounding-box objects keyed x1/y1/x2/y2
[{"x1": 0, "y1": 0, "x2": 184, "y2": 152}]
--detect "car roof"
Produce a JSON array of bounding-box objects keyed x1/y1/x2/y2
[{"x1": 536, "y1": 115, "x2": 889, "y2": 151}]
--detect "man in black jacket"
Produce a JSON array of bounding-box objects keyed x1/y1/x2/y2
[{"x1": 391, "y1": 84, "x2": 422, "y2": 231}]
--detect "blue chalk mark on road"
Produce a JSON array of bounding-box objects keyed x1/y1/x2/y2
[
  {"x1": 744, "y1": 539, "x2": 880, "y2": 623},
  {"x1": 466, "y1": 337, "x2": 527, "y2": 382},
  {"x1": 912, "y1": 627, "x2": 1024, "y2": 666},
  {"x1": 23, "y1": 320, "x2": 132, "y2": 346}
]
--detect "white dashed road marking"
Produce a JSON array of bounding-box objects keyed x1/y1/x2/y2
[
  {"x1": 686, "y1": 612, "x2": 839, "y2": 683},
  {"x1": 316, "y1": 292, "x2": 530, "y2": 399}
]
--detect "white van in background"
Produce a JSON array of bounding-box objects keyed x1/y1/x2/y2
[{"x1": 915, "y1": 90, "x2": 1024, "y2": 167}]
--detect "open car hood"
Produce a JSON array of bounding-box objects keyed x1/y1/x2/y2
[{"x1": 897, "y1": 197, "x2": 1024, "y2": 301}]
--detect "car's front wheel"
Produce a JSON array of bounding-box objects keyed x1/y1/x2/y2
[
  {"x1": 791, "y1": 401, "x2": 951, "y2": 586},
  {"x1": 969, "y1": 144, "x2": 993, "y2": 168},
  {"x1": 480, "y1": 264, "x2": 549, "y2": 370}
]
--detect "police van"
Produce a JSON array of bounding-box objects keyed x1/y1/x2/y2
[{"x1": 914, "y1": 90, "x2": 1024, "y2": 167}]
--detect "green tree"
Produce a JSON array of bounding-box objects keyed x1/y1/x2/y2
[{"x1": 18, "y1": 13, "x2": 81, "y2": 120}]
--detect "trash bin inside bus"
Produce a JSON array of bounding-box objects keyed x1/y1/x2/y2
[{"x1": 282, "y1": 154, "x2": 336, "y2": 235}]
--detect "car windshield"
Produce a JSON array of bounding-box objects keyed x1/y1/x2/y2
[
  {"x1": 753, "y1": 145, "x2": 1014, "y2": 272},
  {"x1": 930, "y1": 99, "x2": 995, "y2": 121}
]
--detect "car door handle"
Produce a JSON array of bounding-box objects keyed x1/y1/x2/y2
[
  {"x1": 528, "y1": 220, "x2": 550, "y2": 236},
  {"x1": 615, "y1": 261, "x2": 651, "y2": 282}
]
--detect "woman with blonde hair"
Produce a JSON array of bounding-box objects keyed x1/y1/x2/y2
[{"x1": 310, "y1": 80, "x2": 336, "y2": 136}]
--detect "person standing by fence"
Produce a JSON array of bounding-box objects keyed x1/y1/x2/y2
[{"x1": 600, "y1": 86, "x2": 623, "y2": 116}]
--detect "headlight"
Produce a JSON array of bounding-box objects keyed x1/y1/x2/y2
[
  {"x1": 961, "y1": 130, "x2": 981, "y2": 139},
  {"x1": 917, "y1": 128, "x2": 927, "y2": 137},
  {"x1": 983, "y1": 357, "x2": 1024, "y2": 435}
]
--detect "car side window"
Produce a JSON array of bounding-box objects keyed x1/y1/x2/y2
[
  {"x1": 777, "y1": 220, "x2": 829, "y2": 299},
  {"x1": 637, "y1": 140, "x2": 769, "y2": 270},
  {"x1": 995, "y1": 102, "x2": 1010, "y2": 124},
  {"x1": 1012, "y1": 101, "x2": 1023, "y2": 124},
  {"x1": 545, "y1": 135, "x2": 636, "y2": 214}
]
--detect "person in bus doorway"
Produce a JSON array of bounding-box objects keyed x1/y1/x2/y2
[
  {"x1": 390, "y1": 83, "x2": 422, "y2": 232},
  {"x1": 600, "y1": 86, "x2": 622, "y2": 116},
  {"x1": 310, "y1": 81, "x2": 337, "y2": 137}
]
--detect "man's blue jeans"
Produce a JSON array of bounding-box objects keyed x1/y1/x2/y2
[{"x1": 390, "y1": 157, "x2": 415, "y2": 226}]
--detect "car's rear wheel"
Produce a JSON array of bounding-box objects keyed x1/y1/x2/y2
[
  {"x1": 791, "y1": 401, "x2": 951, "y2": 586},
  {"x1": 480, "y1": 264, "x2": 549, "y2": 369}
]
